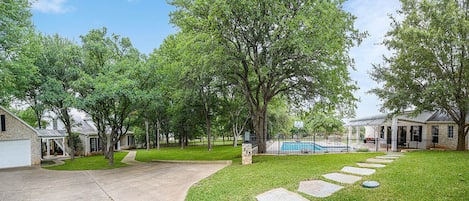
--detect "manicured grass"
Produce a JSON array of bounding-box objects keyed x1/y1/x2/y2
[
  {"x1": 44, "y1": 152, "x2": 129, "y2": 170},
  {"x1": 186, "y1": 151, "x2": 469, "y2": 201},
  {"x1": 186, "y1": 152, "x2": 381, "y2": 201},
  {"x1": 135, "y1": 145, "x2": 242, "y2": 162},
  {"x1": 327, "y1": 151, "x2": 469, "y2": 201}
]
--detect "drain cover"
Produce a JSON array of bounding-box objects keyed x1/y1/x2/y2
[{"x1": 362, "y1": 181, "x2": 380, "y2": 188}]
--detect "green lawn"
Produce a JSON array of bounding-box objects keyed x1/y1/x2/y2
[
  {"x1": 135, "y1": 145, "x2": 242, "y2": 162},
  {"x1": 327, "y1": 151, "x2": 469, "y2": 201},
  {"x1": 186, "y1": 152, "x2": 381, "y2": 201},
  {"x1": 44, "y1": 152, "x2": 129, "y2": 170},
  {"x1": 186, "y1": 151, "x2": 469, "y2": 201}
]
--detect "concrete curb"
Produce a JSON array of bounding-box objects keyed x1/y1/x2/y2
[{"x1": 152, "y1": 160, "x2": 232, "y2": 165}]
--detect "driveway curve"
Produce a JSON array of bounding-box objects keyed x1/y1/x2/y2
[{"x1": 0, "y1": 162, "x2": 228, "y2": 201}]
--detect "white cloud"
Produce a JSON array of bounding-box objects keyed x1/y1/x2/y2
[{"x1": 31, "y1": 0, "x2": 73, "y2": 14}]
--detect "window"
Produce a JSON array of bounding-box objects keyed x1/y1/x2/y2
[
  {"x1": 90, "y1": 138, "x2": 100, "y2": 152},
  {"x1": 431, "y1": 126, "x2": 439, "y2": 143},
  {"x1": 1, "y1": 115, "x2": 5, "y2": 131},
  {"x1": 448, "y1": 126, "x2": 454, "y2": 138},
  {"x1": 410, "y1": 126, "x2": 422, "y2": 142}
]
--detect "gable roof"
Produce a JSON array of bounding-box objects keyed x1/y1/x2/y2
[{"x1": 0, "y1": 106, "x2": 40, "y2": 136}]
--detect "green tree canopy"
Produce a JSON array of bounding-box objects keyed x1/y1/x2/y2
[
  {"x1": 170, "y1": 0, "x2": 363, "y2": 152},
  {"x1": 371, "y1": 0, "x2": 469, "y2": 150},
  {"x1": 0, "y1": 0, "x2": 35, "y2": 104}
]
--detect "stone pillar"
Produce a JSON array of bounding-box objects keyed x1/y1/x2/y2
[
  {"x1": 242, "y1": 143, "x2": 252, "y2": 165},
  {"x1": 391, "y1": 118, "x2": 398, "y2": 152}
]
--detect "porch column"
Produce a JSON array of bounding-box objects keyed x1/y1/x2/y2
[
  {"x1": 348, "y1": 126, "x2": 352, "y2": 147},
  {"x1": 391, "y1": 117, "x2": 398, "y2": 152},
  {"x1": 62, "y1": 137, "x2": 66, "y2": 156},
  {"x1": 356, "y1": 126, "x2": 360, "y2": 145},
  {"x1": 46, "y1": 139, "x2": 50, "y2": 157},
  {"x1": 375, "y1": 126, "x2": 379, "y2": 152}
]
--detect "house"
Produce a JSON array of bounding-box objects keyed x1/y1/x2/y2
[
  {"x1": 347, "y1": 111, "x2": 469, "y2": 151},
  {"x1": 43, "y1": 109, "x2": 135, "y2": 156},
  {"x1": 0, "y1": 106, "x2": 41, "y2": 169}
]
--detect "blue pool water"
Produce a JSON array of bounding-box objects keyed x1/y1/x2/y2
[
  {"x1": 280, "y1": 142, "x2": 350, "y2": 152},
  {"x1": 281, "y1": 142, "x2": 323, "y2": 151}
]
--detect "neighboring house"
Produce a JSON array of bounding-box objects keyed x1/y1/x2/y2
[
  {"x1": 0, "y1": 106, "x2": 41, "y2": 169},
  {"x1": 44, "y1": 109, "x2": 135, "y2": 156},
  {"x1": 347, "y1": 111, "x2": 469, "y2": 151}
]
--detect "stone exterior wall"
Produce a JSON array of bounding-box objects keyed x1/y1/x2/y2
[
  {"x1": 0, "y1": 107, "x2": 41, "y2": 165},
  {"x1": 426, "y1": 123, "x2": 462, "y2": 150}
]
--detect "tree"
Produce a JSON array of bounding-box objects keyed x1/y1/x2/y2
[
  {"x1": 0, "y1": 0, "x2": 35, "y2": 104},
  {"x1": 370, "y1": 0, "x2": 469, "y2": 150},
  {"x1": 15, "y1": 107, "x2": 48, "y2": 128},
  {"x1": 39, "y1": 34, "x2": 82, "y2": 160},
  {"x1": 154, "y1": 33, "x2": 217, "y2": 150},
  {"x1": 170, "y1": 0, "x2": 362, "y2": 153},
  {"x1": 77, "y1": 28, "x2": 143, "y2": 164}
]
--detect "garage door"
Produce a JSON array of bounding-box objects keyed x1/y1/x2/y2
[{"x1": 0, "y1": 140, "x2": 31, "y2": 169}]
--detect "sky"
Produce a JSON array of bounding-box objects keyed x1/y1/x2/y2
[{"x1": 30, "y1": 0, "x2": 402, "y2": 119}]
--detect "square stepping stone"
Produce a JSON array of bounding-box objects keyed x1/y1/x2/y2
[
  {"x1": 367, "y1": 158, "x2": 394, "y2": 163},
  {"x1": 298, "y1": 180, "x2": 343, "y2": 198},
  {"x1": 376, "y1": 156, "x2": 399, "y2": 159},
  {"x1": 341, "y1": 166, "x2": 376, "y2": 176},
  {"x1": 256, "y1": 188, "x2": 308, "y2": 201},
  {"x1": 323, "y1": 173, "x2": 362, "y2": 184},
  {"x1": 357, "y1": 163, "x2": 386, "y2": 168}
]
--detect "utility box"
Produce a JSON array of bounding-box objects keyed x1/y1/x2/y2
[{"x1": 242, "y1": 143, "x2": 252, "y2": 165}]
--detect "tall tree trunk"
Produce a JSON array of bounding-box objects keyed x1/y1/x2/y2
[
  {"x1": 108, "y1": 139, "x2": 115, "y2": 165},
  {"x1": 145, "y1": 119, "x2": 150, "y2": 151},
  {"x1": 66, "y1": 126, "x2": 75, "y2": 161},
  {"x1": 206, "y1": 113, "x2": 212, "y2": 151},
  {"x1": 252, "y1": 109, "x2": 268, "y2": 153},
  {"x1": 156, "y1": 120, "x2": 160, "y2": 150},
  {"x1": 180, "y1": 131, "x2": 185, "y2": 149},
  {"x1": 456, "y1": 116, "x2": 468, "y2": 150}
]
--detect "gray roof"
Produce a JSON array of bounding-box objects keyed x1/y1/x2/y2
[
  {"x1": 348, "y1": 110, "x2": 469, "y2": 127},
  {"x1": 347, "y1": 114, "x2": 387, "y2": 126},
  {"x1": 37, "y1": 129, "x2": 67, "y2": 137}
]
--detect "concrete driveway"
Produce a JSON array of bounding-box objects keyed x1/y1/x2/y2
[{"x1": 0, "y1": 162, "x2": 228, "y2": 201}]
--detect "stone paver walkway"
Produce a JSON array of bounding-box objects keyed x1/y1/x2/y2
[
  {"x1": 356, "y1": 163, "x2": 386, "y2": 168},
  {"x1": 298, "y1": 180, "x2": 344, "y2": 198},
  {"x1": 366, "y1": 158, "x2": 394, "y2": 163},
  {"x1": 323, "y1": 173, "x2": 362, "y2": 184},
  {"x1": 341, "y1": 166, "x2": 376, "y2": 176},
  {"x1": 256, "y1": 152, "x2": 404, "y2": 201},
  {"x1": 256, "y1": 188, "x2": 309, "y2": 201},
  {"x1": 121, "y1": 150, "x2": 144, "y2": 165}
]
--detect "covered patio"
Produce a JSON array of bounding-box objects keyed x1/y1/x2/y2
[
  {"x1": 37, "y1": 129, "x2": 69, "y2": 158},
  {"x1": 347, "y1": 111, "x2": 437, "y2": 152}
]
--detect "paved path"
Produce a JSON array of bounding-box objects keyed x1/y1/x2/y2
[
  {"x1": 0, "y1": 154, "x2": 229, "y2": 201},
  {"x1": 257, "y1": 152, "x2": 404, "y2": 201},
  {"x1": 121, "y1": 150, "x2": 144, "y2": 165}
]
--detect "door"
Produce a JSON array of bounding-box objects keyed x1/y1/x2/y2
[
  {"x1": 0, "y1": 140, "x2": 31, "y2": 169},
  {"x1": 398, "y1": 126, "x2": 407, "y2": 146}
]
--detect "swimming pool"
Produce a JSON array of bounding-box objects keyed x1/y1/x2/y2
[
  {"x1": 280, "y1": 142, "x2": 350, "y2": 152},
  {"x1": 281, "y1": 142, "x2": 323, "y2": 151}
]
